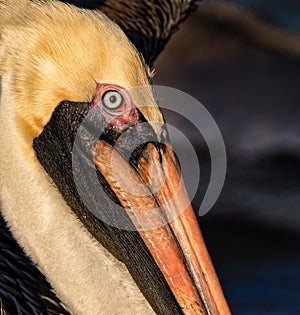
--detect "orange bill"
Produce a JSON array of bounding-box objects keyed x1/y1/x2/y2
[{"x1": 94, "y1": 140, "x2": 231, "y2": 315}]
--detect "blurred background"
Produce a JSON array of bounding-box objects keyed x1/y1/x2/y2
[{"x1": 154, "y1": 1, "x2": 300, "y2": 314}]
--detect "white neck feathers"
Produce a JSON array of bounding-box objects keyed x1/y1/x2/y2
[{"x1": 0, "y1": 73, "x2": 153, "y2": 314}]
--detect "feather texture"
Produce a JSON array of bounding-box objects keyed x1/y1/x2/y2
[
  {"x1": 0, "y1": 0, "x2": 199, "y2": 314},
  {"x1": 62, "y1": 0, "x2": 199, "y2": 65},
  {"x1": 0, "y1": 213, "x2": 70, "y2": 315}
]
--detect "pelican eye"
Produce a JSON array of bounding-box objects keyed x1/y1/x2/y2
[{"x1": 102, "y1": 90, "x2": 124, "y2": 110}]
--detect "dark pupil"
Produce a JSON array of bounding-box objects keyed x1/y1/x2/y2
[{"x1": 110, "y1": 95, "x2": 117, "y2": 104}]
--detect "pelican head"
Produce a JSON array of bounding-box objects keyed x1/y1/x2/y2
[{"x1": 0, "y1": 1, "x2": 230, "y2": 314}]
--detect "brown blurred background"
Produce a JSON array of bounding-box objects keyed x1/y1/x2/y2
[{"x1": 154, "y1": 1, "x2": 300, "y2": 313}]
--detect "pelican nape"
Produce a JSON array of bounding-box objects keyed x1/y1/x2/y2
[{"x1": 0, "y1": 1, "x2": 231, "y2": 314}]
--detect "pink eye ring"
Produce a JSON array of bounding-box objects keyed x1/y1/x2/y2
[{"x1": 92, "y1": 83, "x2": 132, "y2": 119}]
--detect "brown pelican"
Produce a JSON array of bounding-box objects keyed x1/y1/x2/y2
[{"x1": 0, "y1": 1, "x2": 230, "y2": 314}]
